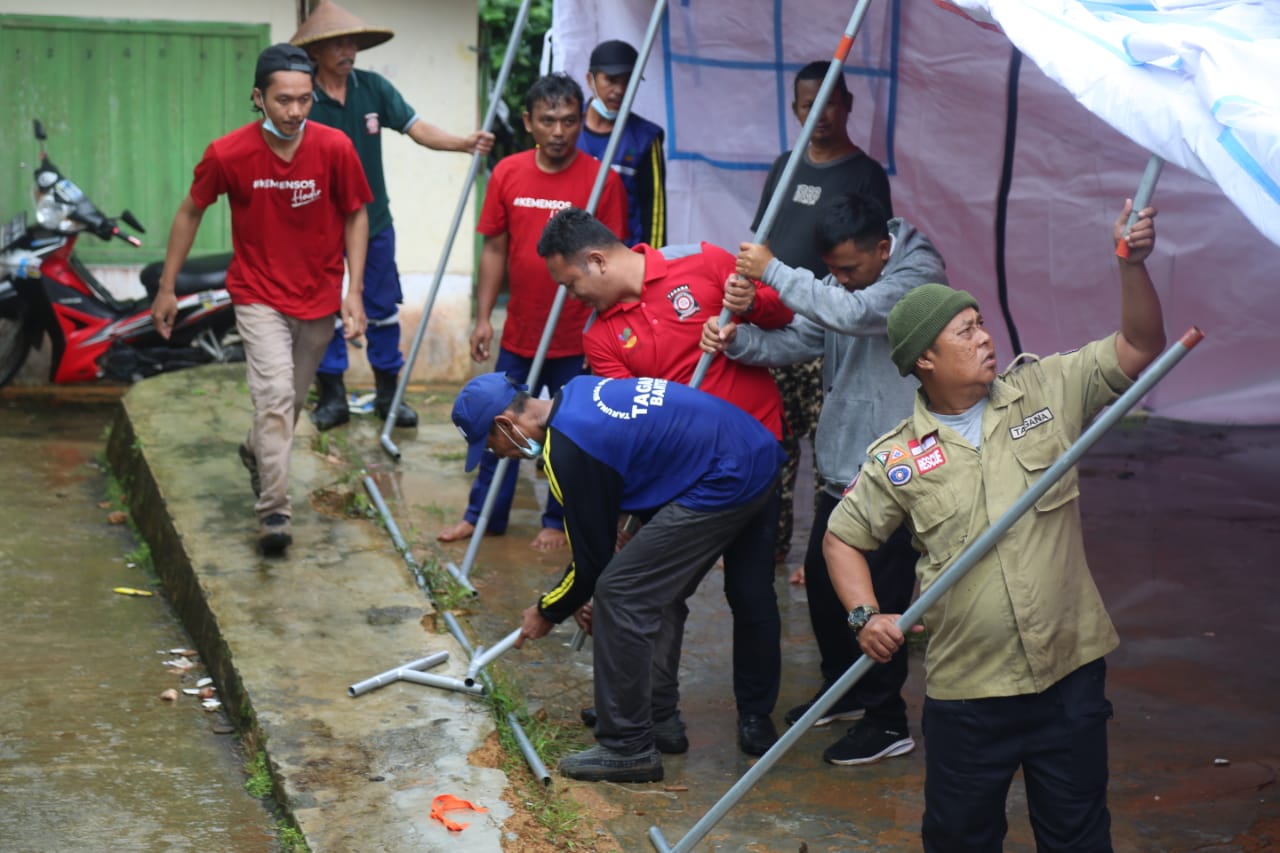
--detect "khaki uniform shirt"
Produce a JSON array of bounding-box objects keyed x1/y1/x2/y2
[{"x1": 827, "y1": 334, "x2": 1132, "y2": 700}]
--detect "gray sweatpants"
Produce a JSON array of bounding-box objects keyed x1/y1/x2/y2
[{"x1": 592, "y1": 482, "x2": 777, "y2": 754}]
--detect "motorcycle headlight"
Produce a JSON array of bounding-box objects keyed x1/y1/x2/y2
[{"x1": 35, "y1": 195, "x2": 73, "y2": 231}]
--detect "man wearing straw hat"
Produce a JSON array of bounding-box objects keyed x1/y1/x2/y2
[
  {"x1": 291, "y1": 1, "x2": 493, "y2": 431},
  {"x1": 823, "y1": 201, "x2": 1164, "y2": 851}
]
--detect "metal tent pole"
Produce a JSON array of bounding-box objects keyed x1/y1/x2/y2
[
  {"x1": 688, "y1": 0, "x2": 876, "y2": 389},
  {"x1": 380, "y1": 0, "x2": 537, "y2": 459},
  {"x1": 1116, "y1": 154, "x2": 1164, "y2": 258},
  {"x1": 649, "y1": 326, "x2": 1204, "y2": 852},
  {"x1": 453, "y1": 0, "x2": 672, "y2": 586}
]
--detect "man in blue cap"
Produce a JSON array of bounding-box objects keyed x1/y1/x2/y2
[{"x1": 452, "y1": 371, "x2": 784, "y2": 782}]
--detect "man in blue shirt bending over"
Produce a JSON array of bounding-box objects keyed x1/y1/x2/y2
[{"x1": 452, "y1": 372, "x2": 783, "y2": 783}]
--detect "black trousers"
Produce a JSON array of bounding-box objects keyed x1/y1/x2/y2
[
  {"x1": 922, "y1": 659, "x2": 1114, "y2": 852},
  {"x1": 803, "y1": 489, "x2": 916, "y2": 727}
]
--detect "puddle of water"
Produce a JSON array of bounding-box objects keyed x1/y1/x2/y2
[{"x1": 0, "y1": 400, "x2": 275, "y2": 851}]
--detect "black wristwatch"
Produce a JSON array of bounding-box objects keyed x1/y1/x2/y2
[{"x1": 847, "y1": 604, "x2": 880, "y2": 634}]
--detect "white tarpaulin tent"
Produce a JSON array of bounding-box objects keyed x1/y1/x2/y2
[{"x1": 550, "y1": 0, "x2": 1280, "y2": 423}]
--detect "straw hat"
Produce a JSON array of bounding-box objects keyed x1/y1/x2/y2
[{"x1": 290, "y1": 1, "x2": 394, "y2": 52}]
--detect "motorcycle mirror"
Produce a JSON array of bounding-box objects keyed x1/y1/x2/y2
[
  {"x1": 120, "y1": 210, "x2": 146, "y2": 234},
  {"x1": 33, "y1": 119, "x2": 46, "y2": 141}
]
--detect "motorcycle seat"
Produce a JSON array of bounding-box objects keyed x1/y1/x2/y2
[{"x1": 140, "y1": 252, "x2": 232, "y2": 298}]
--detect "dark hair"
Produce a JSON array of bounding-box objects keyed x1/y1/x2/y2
[
  {"x1": 816, "y1": 192, "x2": 890, "y2": 254},
  {"x1": 252, "y1": 44, "x2": 315, "y2": 112},
  {"x1": 794, "y1": 60, "x2": 850, "y2": 100},
  {"x1": 525, "y1": 72, "x2": 584, "y2": 115},
  {"x1": 537, "y1": 207, "x2": 624, "y2": 260}
]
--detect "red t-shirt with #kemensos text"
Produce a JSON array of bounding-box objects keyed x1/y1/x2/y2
[
  {"x1": 188, "y1": 121, "x2": 373, "y2": 319},
  {"x1": 477, "y1": 149, "x2": 627, "y2": 358}
]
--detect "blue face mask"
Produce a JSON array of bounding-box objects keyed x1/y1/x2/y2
[
  {"x1": 262, "y1": 116, "x2": 306, "y2": 141},
  {"x1": 498, "y1": 422, "x2": 543, "y2": 460},
  {"x1": 589, "y1": 97, "x2": 619, "y2": 122}
]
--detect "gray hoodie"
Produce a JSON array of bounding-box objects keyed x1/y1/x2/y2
[{"x1": 727, "y1": 218, "x2": 947, "y2": 496}]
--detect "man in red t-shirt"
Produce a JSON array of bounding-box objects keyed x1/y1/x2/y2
[
  {"x1": 150, "y1": 43, "x2": 373, "y2": 555},
  {"x1": 437, "y1": 73, "x2": 627, "y2": 552},
  {"x1": 534, "y1": 205, "x2": 792, "y2": 758}
]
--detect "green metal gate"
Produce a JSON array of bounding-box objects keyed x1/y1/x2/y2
[{"x1": 0, "y1": 15, "x2": 268, "y2": 263}]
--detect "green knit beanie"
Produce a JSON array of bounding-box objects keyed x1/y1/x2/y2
[{"x1": 887, "y1": 284, "x2": 980, "y2": 376}]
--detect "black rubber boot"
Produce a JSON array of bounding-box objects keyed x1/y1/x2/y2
[
  {"x1": 310, "y1": 372, "x2": 350, "y2": 431},
  {"x1": 374, "y1": 369, "x2": 418, "y2": 428}
]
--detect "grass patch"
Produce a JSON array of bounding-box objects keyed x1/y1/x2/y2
[
  {"x1": 244, "y1": 750, "x2": 273, "y2": 798},
  {"x1": 484, "y1": 668, "x2": 595, "y2": 845},
  {"x1": 276, "y1": 820, "x2": 309, "y2": 852}
]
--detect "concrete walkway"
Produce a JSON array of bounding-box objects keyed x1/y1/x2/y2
[
  {"x1": 108, "y1": 366, "x2": 511, "y2": 852},
  {"x1": 111, "y1": 364, "x2": 1280, "y2": 852}
]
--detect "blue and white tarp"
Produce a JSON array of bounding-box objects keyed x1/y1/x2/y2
[{"x1": 551, "y1": 0, "x2": 1280, "y2": 423}]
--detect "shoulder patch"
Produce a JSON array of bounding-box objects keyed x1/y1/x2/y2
[{"x1": 887, "y1": 464, "x2": 913, "y2": 486}]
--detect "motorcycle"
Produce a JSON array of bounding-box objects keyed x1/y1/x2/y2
[{"x1": 0, "y1": 119, "x2": 240, "y2": 387}]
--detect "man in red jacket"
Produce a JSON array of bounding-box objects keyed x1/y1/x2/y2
[{"x1": 535, "y1": 206, "x2": 790, "y2": 757}]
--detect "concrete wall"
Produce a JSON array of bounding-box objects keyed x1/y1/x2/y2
[{"x1": 3, "y1": 0, "x2": 480, "y2": 384}]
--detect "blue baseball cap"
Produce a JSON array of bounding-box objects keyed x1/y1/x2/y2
[{"x1": 452, "y1": 372, "x2": 527, "y2": 472}]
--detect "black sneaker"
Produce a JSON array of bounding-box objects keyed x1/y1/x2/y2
[
  {"x1": 259, "y1": 513, "x2": 292, "y2": 555},
  {"x1": 239, "y1": 443, "x2": 261, "y2": 498},
  {"x1": 822, "y1": 720, "x2": 915, "y2": 766},
  {"x1": 785, "y1": 681, "x2": 865, "y2": 727},
  {"x1": 558, "y1": 744, "x2": 663, "y2": 783}
]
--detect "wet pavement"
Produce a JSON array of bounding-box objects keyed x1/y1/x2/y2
[
  {"x1": 0, "y1": 395, "x2": 274, "y2": 852},
  {"x1": 99, "y1": 364, "x2": 1280, "y2": 851}
]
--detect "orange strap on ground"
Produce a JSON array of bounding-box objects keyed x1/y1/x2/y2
[{"x1": 430, "y1": 793, "x2": 488, "y2": 832}]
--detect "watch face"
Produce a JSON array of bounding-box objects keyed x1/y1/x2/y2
[{"x1": 847, "y1": 605, "x2": 878, "y2": 632}]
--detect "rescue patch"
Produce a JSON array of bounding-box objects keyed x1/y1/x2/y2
[
  {"x1": 874, "y1": 450, "x2": 890, "y2": 468},
  {"x1": 1009, "y1": 407, "x2": 1054, "y2": 439},
  {"x1": 887, "y1": 464, "x2": 913, "y2": 486},
  {"x1": 666, "y1": 284, "x2": 701, "y2": 320},
  {"x1": 887, "y1": 445, "x2": 909, "y2": 465},
  {"x1": 915, "y1": 445, "x2": 947, "y2": 474}
]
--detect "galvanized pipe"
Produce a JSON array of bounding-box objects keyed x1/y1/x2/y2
[
  {"x1": 507, "y1": 711, "x2": 552, "y2": 786},
  {"x1": 381, "y1": 0, "x2": 537, "y2": 459},
  {"x1": 465, "y1": 627, "x2": 523, "y2": 686},
  {"x1": 650, "y1": 327, "x2": 1205, "y2": 851},
  {"x1": 348, "y1": 651, "x2": 449, "y2": 697},
  {"x1": 399, "y1": 669, "x2": 488, "y2": 696},
  {"x1": 363, "y1": 475, "x2": 430, "y2": 595},
  {"x1": 454, "y1": 0, "x2": 671, "y2": 584},
  {"x1": 688, "y1": 0, "x2": 875, "y2": 389}
]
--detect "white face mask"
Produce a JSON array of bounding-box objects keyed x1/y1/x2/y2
[
  {"x1": 262, "y1": 116, "x2": 306, "y2": 140},
  {"x1": 589, "y1": 96, "x2": 619, "y2": 122},
  {"x1": 498, "y1": 421, "x2": 543, "y2": 459}
]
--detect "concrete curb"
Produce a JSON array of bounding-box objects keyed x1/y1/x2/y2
[{"x1": 108, "y1": 365, "x2": 512, "y2": 852}]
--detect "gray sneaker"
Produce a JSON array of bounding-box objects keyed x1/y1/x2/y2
[
  {"x1": 580, "y1": 707, "x2": 688, "y2": 755},
  {"x1": 652, "y1": 714, "x2": 689, "y2": 754},
  {"x1": 558, "y1": 744, "x2": 663, "y2": 783}
]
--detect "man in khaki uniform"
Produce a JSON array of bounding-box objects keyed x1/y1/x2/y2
[{"x1": 823, "y1": 199, "x2": 1166, "y2": 852}]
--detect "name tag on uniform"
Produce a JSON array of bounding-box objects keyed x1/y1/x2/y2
[{"x1": 1010, "y1": 407, "x2": 1054, "y2": 439}]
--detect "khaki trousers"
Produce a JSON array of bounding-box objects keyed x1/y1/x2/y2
[{"x1": 235, "y1": 303, "x2": 334, "y2": 520}]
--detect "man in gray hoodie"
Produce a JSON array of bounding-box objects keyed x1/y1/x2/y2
[{"x1": 702, "y1": 191, "x2": 947, "y2": 766}]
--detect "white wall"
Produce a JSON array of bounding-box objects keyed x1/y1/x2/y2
[{"x1": 3, "y1": 0, "x2": 481, "y2": 383}]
